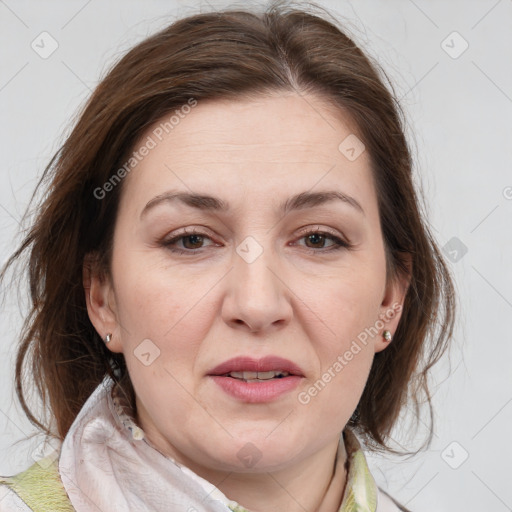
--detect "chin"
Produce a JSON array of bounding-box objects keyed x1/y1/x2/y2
[{"x1": 205, "y1": 434, "x2": 305, "y2": 473}]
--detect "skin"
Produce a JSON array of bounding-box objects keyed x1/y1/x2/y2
[{"x1": 85, "y1": 91, "x2": 409, "y2": 512}]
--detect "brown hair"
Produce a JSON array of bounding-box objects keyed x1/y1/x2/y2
[{"x1": 1, "y1": 0, "x2": 455, "y2": 456}]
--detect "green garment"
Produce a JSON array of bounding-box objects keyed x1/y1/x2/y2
[{"x1": 0, "y1": 454, "x2": 74, "y2": 512}]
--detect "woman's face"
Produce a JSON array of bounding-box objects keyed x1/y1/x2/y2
[{"x1": 87, "y1": 92, "x2": 406, "y2": 474}]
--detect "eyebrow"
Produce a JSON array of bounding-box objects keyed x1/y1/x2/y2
[{"x1": 141, "y1": 189, "x2": 365, "y2": 218}]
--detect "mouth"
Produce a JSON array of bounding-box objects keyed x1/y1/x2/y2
[
  {"x1": 207, "y1": 355, "x2": 305, "y2": 378},
  {"x1": 207, "y1": 356, "x2": 305, "y2": 403}
]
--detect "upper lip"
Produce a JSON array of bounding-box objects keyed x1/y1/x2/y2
[{"x1": 208, "y1": 356, "x2": 305, "y2": 377}]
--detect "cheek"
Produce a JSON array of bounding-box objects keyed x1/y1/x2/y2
[
  {"x1": 113, "y1": 260, "x2": 216, "y2": 428},
  {"x1": 301, "y1": 313, "x2": 375, "y2": 431},
  {"x1": 113, "y1": 246, "x2": 197, "y2": 332},
  {"x1": 303, "y1": 259, "x2": 385, "y2": 342},
  {"x1": 296, "y1": 262, "x2": 384, "y2": 420},
  {"x1": 111, "y1": 250, "x2": 223, "y2": 375}
]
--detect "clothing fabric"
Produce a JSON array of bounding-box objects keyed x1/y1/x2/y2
[{"x1": 0, "y1": 377, "x2": 403, "y2": 511}]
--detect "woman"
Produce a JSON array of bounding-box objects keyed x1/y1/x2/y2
[{"x1": 0, "y1": 1, "x2": 455, "y2": 510}]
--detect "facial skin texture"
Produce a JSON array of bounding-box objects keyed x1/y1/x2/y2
[{"x1": 86, "y1": 92, "x2": 408, "y2": 512}]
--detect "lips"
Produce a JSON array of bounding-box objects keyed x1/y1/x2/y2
[
  {"x1": 207, "y1": 355, "x2": 305, "y2": 378},
  {"x1": 208, "y1": 355, "x2": 304, "y2": 403}
]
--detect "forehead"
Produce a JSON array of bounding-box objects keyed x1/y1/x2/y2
[
  {"x1": 146, "y1": 93, "x2": 361, "y2": 156},
  {"x1": 119, "y1": 92, "x2": 375, "y2": 214}
]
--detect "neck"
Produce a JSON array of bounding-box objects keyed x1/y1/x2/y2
[
  {"x1": 146, "y1": 432, "x2": 348, "y2": 512},
  {"x1": 214, "y1": 436, "x2": 348, "y2": 512}
]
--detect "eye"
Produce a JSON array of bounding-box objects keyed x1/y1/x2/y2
[
  {"x1": 161, "y1": 227, "x2": 216, "y2": 255},
  {"x1": 294, "y1": 227, "x2": 352, "y2": 253}
]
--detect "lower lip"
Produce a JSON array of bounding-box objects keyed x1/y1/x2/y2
[{"x1": 209, "y1": 375, "x2": 302, "y2": 403}]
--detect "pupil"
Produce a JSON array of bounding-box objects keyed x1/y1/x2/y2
[
  {"x1": 185, "y1": 235, "x2": 202, "y2": 248},
  {"x1": 307, "y1": 233, "x2": 324, "y2": 248}
]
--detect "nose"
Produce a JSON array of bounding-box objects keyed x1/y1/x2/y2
[{"x1": 221, "y1": 237, "x2": 293, "y2": 333}]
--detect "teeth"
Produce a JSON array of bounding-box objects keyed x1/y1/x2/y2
[
  {"x1": 227, "y1": 370, "x2": 290, "y2": 380},
  {"x1": 256, "y1": 371, "x2": 288, "y2": 380}
]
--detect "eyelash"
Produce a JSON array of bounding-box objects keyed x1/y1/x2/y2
[{"x1": 161, "y1": 227, "x2": 352, "y2": 256}]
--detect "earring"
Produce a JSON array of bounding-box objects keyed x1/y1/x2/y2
[
  {"x1": 382, "y1": 330, "x2": 392, "y2": 342},
  {"x1": 105, "y1": 333, "x2": 112, "y2": 344}
]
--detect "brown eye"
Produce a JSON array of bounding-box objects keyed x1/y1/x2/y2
[
  {"x1": 295, "y1": 229, "x2": 350, "y2": 253},
  {"x1": 303, "y1": 232, "x2": 331, "y2": 249},
  {"x1": 162, "y1": 228, "x2": 216, "y2": 255},
  {"x1": 181, "y1": 234, "x2": 205, "y2": 250}
]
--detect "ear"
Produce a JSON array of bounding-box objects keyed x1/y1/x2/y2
[
  {"x1": 83, "y1": 253, "x2": 123, "y2": 353},
  {"x1": 375, "y1": 252, "x2": 412, "y2": 354}
]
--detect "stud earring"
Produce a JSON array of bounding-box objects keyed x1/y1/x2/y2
[
  {"x1": 105, "y1": 333, "x2": 112, "y2": 344},
  {"x1": 382, "y1": 330, "x2": 392, "y2": 342}
]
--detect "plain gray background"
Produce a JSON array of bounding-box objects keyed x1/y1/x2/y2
[{"x1": 1, "y1": 1, "x2": 511, "y2": 511}]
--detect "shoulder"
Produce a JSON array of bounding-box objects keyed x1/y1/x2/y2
[
  {"x1": 0, "y1": 485, "x2": 32, "y2": 511},
  {"x1": 0, "y1": 455, "x2": 74, "y2": 512},
  {"x1": 377, "y1": 487, "x2": 411, "y2": 512}
]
